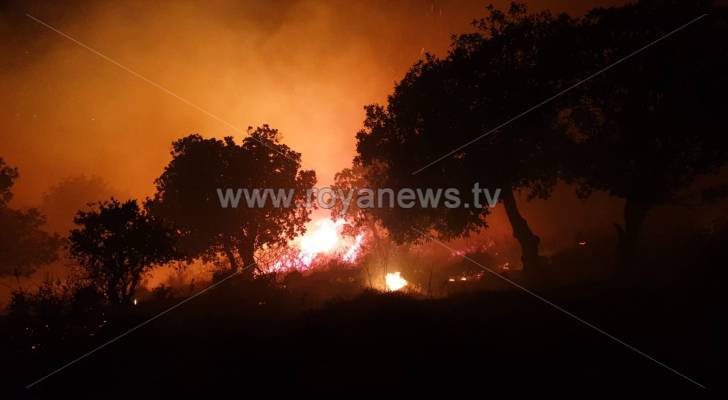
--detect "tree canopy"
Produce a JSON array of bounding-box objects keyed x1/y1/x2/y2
[
  {"x1": 68, "y1": 199, "x2": 177, "y2": 305},
  {"x1": 0, "y1": 158, "x2": 61, "y2": 277},
  {"x1": 354, "y1": 4, "x2": 579, "y2": 271},
  {"x1": 564, "y1": 0, "x2": 727, "y2": 257},
  {"x1": 148, "y1": 125, "x2": 316, "y2": 278},
  {"x1": 351, "y1": 1, "x2": 728, "y2": 270},
  {"x1": 0, "y1": 157, "x2": 19, "y2": 208}
]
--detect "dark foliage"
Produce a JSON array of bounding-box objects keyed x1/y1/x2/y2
[
  {"x1": 0, "y1": 157, "x2": 18, "y2": 208},
  {"x1": 0, "y1": 158, "x2": 62, "y2": 277},
  {"x1": 148, "y1": 126, "x2": 316, "y2": 277},
  {"x1": 564, "y1": 0, "x2": 728, "y2": 261},
  {"x1": 68, "y1": 199, "x2": 177, "y2": 305},
  {"x1": 354, "y1": 4, "x2": 580, "y2": 271}
]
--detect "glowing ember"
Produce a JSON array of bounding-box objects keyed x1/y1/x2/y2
[{"x1": 385, "y1": 272, "x2": 407, "y2": 291}]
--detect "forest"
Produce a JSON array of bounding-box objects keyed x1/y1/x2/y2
[{"x1": 1, "y1": 0, "x2": 725, "y2": 395}]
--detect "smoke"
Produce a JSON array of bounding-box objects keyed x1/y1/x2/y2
[{"x1": 0, "y1": 0, "x2": 627, "y2": 206}]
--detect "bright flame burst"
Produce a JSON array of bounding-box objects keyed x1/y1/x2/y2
[
  {"x1": 298, "y1": 219, "x2": 342, "y2": 265},
  {"x1": 385, "y1": 272, "x2": 408, "y2": 291},
  {"x1": 270, "y1": 218, "x2": 364, "y2": 272}
]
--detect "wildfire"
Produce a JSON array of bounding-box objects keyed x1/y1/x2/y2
[
  {"x1": 269, "y1": 218, "x2": 364, "y2": 272},
  {"x1": 385, "y1": 272, "x2": 408, "y2": 291},
  {"x1": 298, "y1": 219, "x2": 341, "y2": 266},
  {"x1": 342, "y1": 233, "x2": 364, "y2": 262}
]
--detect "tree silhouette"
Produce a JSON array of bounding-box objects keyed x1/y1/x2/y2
[
  {"x1": 1, "y1": 157, "x2": 18, "y2": 208},
  {"x1": 0, "y1": 208, "x2": 61, "y2": 277},
  {"x1": 68, "y1": 199, "x2": 177, "y2": 305},
  {"x1": 148, "y1": 125, "x2": 316, "y2": 278},
  {"x1": 0, "y1": 158, "x2": 61, "y2": 277},
  {"x1": 354, "y1": 4, "x2": 578, "y2": 272},
  {"x1": 330, "y1": 162, "x2": 384, "y2": 237},
  {"x1": 564, "y1": 1, "x2": 728, "y2": 261}
]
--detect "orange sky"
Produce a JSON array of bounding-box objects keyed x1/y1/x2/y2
[{"x1": 1, "y1": 0, "x2": 628, "y2": 206}]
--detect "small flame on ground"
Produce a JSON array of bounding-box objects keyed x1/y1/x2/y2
[{"x1": 385, "y1": 272, "x2": 407, "y2": 291}]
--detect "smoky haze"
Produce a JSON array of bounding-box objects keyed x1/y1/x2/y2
[
  {"x1": 1, "y1": 0, "x2": 656, "y2": 294},
  {"x1": 0, "y1": 0, "x2": 628, "y2": 206}
]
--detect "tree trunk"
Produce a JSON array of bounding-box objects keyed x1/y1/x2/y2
[
  {"x1": 501, "y1": 187, "x2": 545, "y2": 272},
  {"x1": 107, "y1": 272, "x2": 122, "y2": 305},
  {"x1": 223, "y1": 239, "x2": 239, "y2": 272},
  {"x1": 237, "y1": 241, "x2": 256, "y2": 279},
  {"x1": 123, "y1": 274, "x2": 141, "y2": 305},
  {"x1": 614, "y1": 197, "x2": 651, "y2": 266}
]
